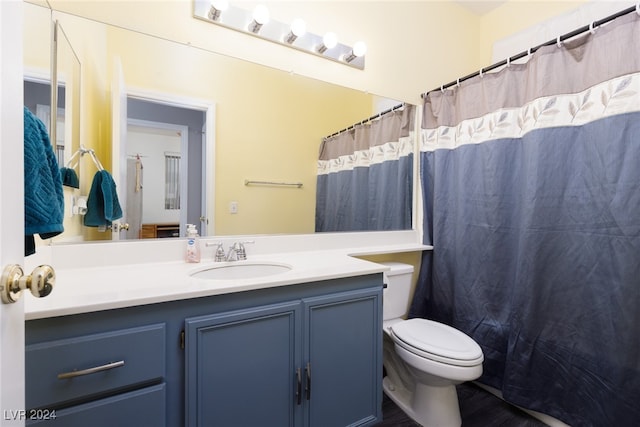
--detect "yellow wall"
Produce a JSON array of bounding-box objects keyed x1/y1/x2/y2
[{"x1": 105, "y1": 23, "x2": 373, "y2": 236}]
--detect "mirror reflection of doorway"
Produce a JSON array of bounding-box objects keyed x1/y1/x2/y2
[{"x1": 125, "y1": 98, "x2": 207, "y2": 240}]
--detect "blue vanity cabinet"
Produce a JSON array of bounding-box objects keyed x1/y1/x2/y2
[
  {"x1": 184, "y1": 286, "x2": 383, "y2": 427},
  {"x1": 26, "y1": 273, "x2": 383, "y2": 427}
]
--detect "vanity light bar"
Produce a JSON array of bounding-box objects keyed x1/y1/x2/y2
[{"x1": 192, "y1": 0, "x2": 365, "y2": 70}]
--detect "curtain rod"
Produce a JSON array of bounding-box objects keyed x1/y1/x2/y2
[
  {"x1": 422, "y1": 3, "x2": 640, "y2": 98},
  {"x1": 324, "y1": 102, "x2": 405, "y2": 140}
]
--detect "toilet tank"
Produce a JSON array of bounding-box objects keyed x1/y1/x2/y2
[{"x1": 380, "y1": 262, "x2": 414, "y2": 321}]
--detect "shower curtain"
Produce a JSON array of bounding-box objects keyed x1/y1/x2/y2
[
  {"x1": 315, "y1": 105, "x2": 414, "y2": 232},
  {"x1": 410, "y1": 12, "x2": 640, "y2": 427}
]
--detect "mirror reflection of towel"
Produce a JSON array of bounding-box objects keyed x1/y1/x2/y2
[
  {"x1": 83, "y1": 170, "x2": 123, "y2": 227},
  {"x1": 23, "y1": 107, "x2": 64, "y2": 256},
  {"x1": 60, "y1": 167, "x2": 79, "y2": 188}
]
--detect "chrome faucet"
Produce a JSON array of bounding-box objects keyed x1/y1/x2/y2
[
  {"x1": 206, "y1": 242, "x2": 227, "y2": 262},
  {"x1": 206, "y1": 241, "x2": 254, "y2": 262}
]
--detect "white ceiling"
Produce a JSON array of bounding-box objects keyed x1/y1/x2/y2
[{"x1": 454, "y1": 1, "x2": 508, "y2": 15}]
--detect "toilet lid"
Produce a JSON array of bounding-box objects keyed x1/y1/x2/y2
[{"x1": 391, "y1": 319, "x2": 483, "y2": 366}]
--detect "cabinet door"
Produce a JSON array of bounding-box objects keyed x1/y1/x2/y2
[
  {"x1": 303, "y1": 288, "x2": 382, "y2": 427},
  {"x1": 185, "y1": 301, "x2": 302, "y2": 427}
]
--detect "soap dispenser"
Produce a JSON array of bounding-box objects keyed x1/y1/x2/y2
[{"x1": 185, "y1": 224, "x2": 201, "y2": 263}]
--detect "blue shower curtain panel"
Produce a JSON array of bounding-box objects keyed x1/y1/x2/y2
[
  {"x1": 316, "y1": 156, "x2": 413, "y2": 232},
  {"x1": 412, "y1": 113, "x2": 640, "y2": 426},
  {"x1": 316, "y1": 167, "x2": 370, "y2": 232},
  {"x1": 411, "y1": 13, "x2": 640, "y2": 424}
]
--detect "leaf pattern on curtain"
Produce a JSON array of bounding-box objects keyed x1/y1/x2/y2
[{"x1": 423, "y1": 73, "x2": 640, "y2": 152}]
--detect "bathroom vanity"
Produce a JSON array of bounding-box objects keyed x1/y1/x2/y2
[
  {"x1": 26, "y1": 274, "x2": 382, "y2": 426},
  {"x1": 22, "y1": 233, "x2": 427, "y2": 427},
  {"x1": 21, "y1": 237, "x2": 416, "y2": 427}
]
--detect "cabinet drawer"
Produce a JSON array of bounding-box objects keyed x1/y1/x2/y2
[
  {"x1": 26, "y1": 323, "x2": 166, "y2": 410},
  {"x1": 27, "y1": 383, "x2": 166, "y2": 427}
]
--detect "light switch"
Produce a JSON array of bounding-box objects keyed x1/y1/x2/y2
[{"x1": 229, "y1": 201, "x2": 238, "y2": 214}]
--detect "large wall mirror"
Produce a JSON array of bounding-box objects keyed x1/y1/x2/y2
[{"x1": 24, "y1": 1, "x2": 416, "y2": 244}]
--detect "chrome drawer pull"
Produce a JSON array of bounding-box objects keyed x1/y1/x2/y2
[{"x1": 57, "y1": 360, "x2": 125, "y2": 380}]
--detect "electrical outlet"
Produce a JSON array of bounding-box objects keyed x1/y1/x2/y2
[{"x1": 229, "y1": 201, "x2": 238, "y2": 214}]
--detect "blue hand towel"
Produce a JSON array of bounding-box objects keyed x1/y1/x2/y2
[
  {"x1": 84, "y1": 170, "x2": 123, "y2": 227},
  {"x1": 23, "y1": 107, "x2": 65, "y2": 256},
  {"x1": 60, "y1": 166, "x2": 79, "y2": 188}
]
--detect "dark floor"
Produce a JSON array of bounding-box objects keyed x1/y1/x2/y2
[{"x1": 378, "y1": 382, "x2": 549, "y2": 427}]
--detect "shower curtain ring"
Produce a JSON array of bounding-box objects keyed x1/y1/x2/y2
[
  {"x1": 506, "y1": 57, "x2": 511, "y2": 67},
  {"x1": 527, "y1": 47, "x2": 532, "y2": 57},
  {"x1": 440, "y1": 85, "x2": 445, "y2": 93},
  {"x1": 479, "y1": 68, "x2": 484, "y2": 78},
  {"x1": 636, "y1": 2, "x2": 640, "y2": 16},
  {"x1": 456, "y1": 78, "x2": 460, "y2": 87},
  {"x1": 589, "y1": 21, "x2": 596, "y2": 34},
  {"x1": 556, "y1": 36, "x2": 563, "y2": 48}
]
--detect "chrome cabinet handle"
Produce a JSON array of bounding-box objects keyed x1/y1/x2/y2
[
  {"x1": 57, "y1": 360, "x2": 125, "y2": 380},
  {"x1": 305, "y1": 362, "x2": 311, "y2": 401},
  {"x1": 296, "y1": 368, "x2": 302, "y2": 405}
]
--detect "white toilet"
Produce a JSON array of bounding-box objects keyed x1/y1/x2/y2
[{"x1": 380, "y1": 262, "x2": 484, "y2": 427}]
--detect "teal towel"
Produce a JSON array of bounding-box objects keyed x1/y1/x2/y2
[
  {"x1": 84, "y1": 170, "x2": 123, "y2": 227},
  {"x1": 23, "y1": 107, "x2": 64, "y2": 256},
  {"x1": 60, "y1": 167, "x2": 79, "y2": 188}
]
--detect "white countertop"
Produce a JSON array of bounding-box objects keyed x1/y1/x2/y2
[{"x1": 24, "y1": 231, "x2": 431, "y2": 320}]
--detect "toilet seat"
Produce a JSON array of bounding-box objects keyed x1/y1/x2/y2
[{"x1": 390, "y1": 319, "x2": 484, "y2": 367}]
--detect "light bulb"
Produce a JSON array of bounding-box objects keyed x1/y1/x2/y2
[
  {"x1": 253, "y1": 5, "x2": 270, "y2": 25},
  {"x1": 248, "y1": 4, "x2": 270, "y2": 33},
  {"x1": 291, "y1": 18, "x2": 306, "y2": 37},
  {"x1": 353, "y1": 41, "x2": 367, "y2": 57},
  {"x1": 344, "y1": 41, "x2": 367, "y2": 63},
  {"x1": 317, "y1": 32, "x2": 338, "y2": 53},
  {"x1": 284, "y1": 18, "x2": 307, "y2": 44},
  {"x1": 212, "y1": 0, "x2": 228, "y2": 11},
  {"x1": 323, "y1": 32, "x2": 338, "y2": 49}
]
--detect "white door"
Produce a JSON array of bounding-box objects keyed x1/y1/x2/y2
[{"x1": 0, "y1": 1, "x2": 27, "y2": 424}]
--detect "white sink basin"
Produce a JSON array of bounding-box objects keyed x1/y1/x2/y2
[{"x1": 190, "y1": 262, "x2": 292, "y2": 280}]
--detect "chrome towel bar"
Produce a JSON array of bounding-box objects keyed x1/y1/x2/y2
[{"x1": 244, "y1": 179, "x2": 303, "y2": 188}]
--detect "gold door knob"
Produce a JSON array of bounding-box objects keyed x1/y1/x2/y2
[
  {"x1": 110, "y1": 223, "x2": 129, "y2": 232},
  {"x1": 1, "y1": 264, "x2": 55, "y2": 304}
]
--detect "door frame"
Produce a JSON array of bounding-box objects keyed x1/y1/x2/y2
[
  {"x1": 114, "y1": 84, "x2": 216, "y2": 237},
  {"x1": 1, "y1": 1, "x2": 27, "y2": 423}
]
